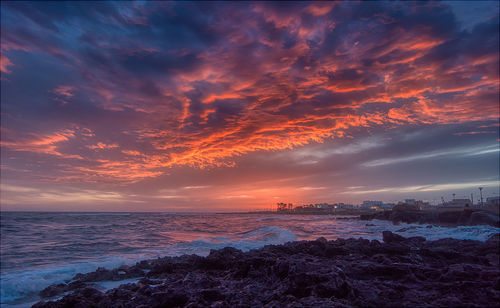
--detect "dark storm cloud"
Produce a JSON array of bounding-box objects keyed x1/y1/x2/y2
[{"x1": 1, "y1": 1, "x2": 498, "y2": 210}]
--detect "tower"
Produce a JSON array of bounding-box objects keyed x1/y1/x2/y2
[{"x1": 478, "y1": 187, "x2": 484, "y2": 207}]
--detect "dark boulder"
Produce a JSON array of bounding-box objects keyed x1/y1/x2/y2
[
  {"x1": 39, "y1": 283, "x2": 68, "y2": 298},
  {"x1": 457, "y1": 209, "x2": 474, "y2": 224},
  {"x1": 390, "y1": 210, "x2": 421, "y2": 224},
  {"x1": 382, "y1": 231, "x2": 406, "y2": 243},
  {"x1": 152, "y1": 291, "x2": 189, "y2": 307},
  {"x1": 360, "y1": 214, "x2": 376, "y2": 220},
  {"x1": 470, "y1": 211, "x2": 500, "y2": 227},
  {"x1": 486, "y1": 233, "x2": 500, "y2": 243},
  {"x1": 437, "y1": 211, "x2": 462, "y2": 224}
]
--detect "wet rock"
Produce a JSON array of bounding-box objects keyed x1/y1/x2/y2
[
  {"x1": 200, "y1": 289, "x2": 225, "y2": 302},
  {"x1": 457, "y1": 209, "x2": 474, "y2": 224},
  {"x1": 382, "y1": 231, "x2": 405, "y2": 243},
  {"x1": 437, "y1": 211, "x2": 462, "y2": 224},
  {"x1": 359, "y1": 208, "x2": 500, "y2": 228},
  {"x1": 39, "y1": 283, "x2": 68, "y2": 298},
  {"x1": 487, "y1": 233, "x2": 500, "y2": 243},
  {"x1": 470, "y1": 211, "x2": 500, "y2": 227},
  {"x1": 315, "y1": 237, "x2": 328, "y2": 245},
  {"x1": 360, "y1": 214, "x2": 376, "y2": 220},
  {"x1": 67, "y1": 280, "x2": 86, "y2": 290},
  {"x1": 391, "y1": 210, "x2": 421, "y2": 224},
  {"x1": 32, "y1": 233, "x2": 500, "y2": 308},
  {"x1": 153, "y1": 291, "x2": 189, "y2": 307}
]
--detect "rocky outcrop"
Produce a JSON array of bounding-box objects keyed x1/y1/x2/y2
[
  {"x1": 362, "y1": 208, "x2": 500, "y2": 227},
  {"x1": 33, "y1": 232, "x2": 500, "y2": 308},
  {"x1": 470, "y1": 211, "x2": 500, "y2": 227}
]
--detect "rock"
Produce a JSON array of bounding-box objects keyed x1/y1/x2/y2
[
  {"x1": 470, "y1": 211, "x2": 500, "y2": 227},
  {"x1": 360, "y1": 214, "x2": 376, "y2": 220},
  {"x1": 360, "y1": 207, "x2": 498, "y2": 229},
  {"x1": 315, "y1": 237, "x2": 328, "y2": 245},
  {"x1": 418, "y1": 211, "x2": 438, "y2": 224},
  {"x1": 382, "y1": 231, "x2": 406, "y2": 243},
  {"x1": 486, "y1": 233, "x2": 500, "y2": 243},
  {"x1": 32, "y1": 233, "x2": 500, "y2": 308},
  {"x1": 437, "y1": 211, "x2": 462, "y2": 224},
  {"x1": 390, "y1": 210, "x2": 421, "y2": 224},
  {"x1": 200, "y1": 289, "x2": 224, "y2": 302},
  {"x1": 153, "y1": 291, "x2": 189, "y2": 307},
  {"x1": 39, "y1": 283, "x2": 68, "y2": 298},
  {"x1": 458, "y1": 209, "x2": 474, "y2": 224}
]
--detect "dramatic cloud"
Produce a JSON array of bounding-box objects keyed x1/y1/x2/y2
[{"x1": 1, "y1": 1, "x2": 498, "y2": 210}]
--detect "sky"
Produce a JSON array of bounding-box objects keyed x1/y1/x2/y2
[{"x1": 1, "y1": 1, "x2": 499, "y2": 212}]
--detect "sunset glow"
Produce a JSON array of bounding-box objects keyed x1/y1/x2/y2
[{"x1": 1, "y1": 1, "x2": 499, "y2": 211}]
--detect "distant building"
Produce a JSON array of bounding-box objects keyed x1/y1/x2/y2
[
  {"x1": 381, "y1": 203, "x2": 395, "y2": 209},
  {"x1": 334, "y1": 203, "x2": 354, "y2": 209},
  {"x1": 452, "y1": 199, "x2": 472, "y2": 207},
  {"x1": 362, "y1": 201, "x2": 383, "y2": 209},
  {"x1": 405, "y1": 199, "x2": 416, "y2": 205},
  {"x1": 443, "y1": 199, "x2": 472, "y2": 207},
  {"x1": 398, "y1": 199, "x2": 430, "y2": 208},
  {"x1": 315, "y1": 203, "x2": 330, "y2": 209}
]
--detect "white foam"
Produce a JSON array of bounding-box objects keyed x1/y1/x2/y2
[
  {"x1": 356, "y1": 219, "x2": 499, "y2": 242},
  {"x1": 94, "y1": 278, "x2": 142, "y2": 292},
  {"x1": 0, "y1": 255, "x2": 145, "y2": 306}
]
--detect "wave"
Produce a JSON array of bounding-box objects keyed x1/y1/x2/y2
[
  {"x1": 173, "y1": 225, "x2": 297, "y2": 255},
  {"x1": 394, "y1": 223, "x2": 499, "y2": 241},
  {"x1": 361, "y1": 219, "x2": 499, "y2": 242},
  {"x1": 0, "y1": 255, "x2": 135, "y2": 306},
  {"x1": 0, "y1": 225, "x2": 297, "y2": 306},
  {"x1": 62, "y1": 213, "x2": 132, "y2": 216}
]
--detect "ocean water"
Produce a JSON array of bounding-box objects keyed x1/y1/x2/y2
[{"x1": 1, "y1": 212, "x2": 498, "y2": 307}]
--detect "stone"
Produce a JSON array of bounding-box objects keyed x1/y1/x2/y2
[
  {"x1": 470, "y1": 211, "x2": 500, "y2": 227},
  {"x1": 382, "y1": 231, "x2": 406, "y2": 243},
  {"x1": 32, "y1": 233, "x2": 500, "y2": 308}
]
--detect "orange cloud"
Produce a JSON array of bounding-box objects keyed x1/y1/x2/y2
[
  {"x1": 87, "y1": 142, "x2": 119, "y2": 150},
  {"x1": 53, "y1": 85, "x2": 75, "y2": 98},
  {"x1": 1, "y1": 129, "x2": 82, "y2": 159},
  {"x1": 0, "y1": 53, "x2": 13, "y2": 74}
]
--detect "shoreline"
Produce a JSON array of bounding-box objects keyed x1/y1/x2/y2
[
  {"x1": 33, "y1": 231, "x2": 500, "y2": 308},
  {"x1": 360, "y1": 206, "x2": 500, "y2": 228},
  {"x1": 242, "y1": 206, "x2": 500, "y2": 228}
]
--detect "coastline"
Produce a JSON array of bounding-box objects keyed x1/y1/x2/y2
[
  {"x1": 241, "y1": 206, "x2": 500, "y2": 228},
  {"x1": 33, "y1": 231, "x2": 500, "y2": 308},
  {"x1": 360, "y1": 206, "x2": 500, "y2": 228}
]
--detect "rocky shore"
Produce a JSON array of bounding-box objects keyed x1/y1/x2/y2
[
  {"x1": 360, "y1": 205, "x2": 500, "y2": 227},
  {"x1": 32, "y1": 231, "x2": 500, "y2": 308}
]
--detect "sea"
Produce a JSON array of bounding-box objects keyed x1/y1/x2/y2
[{"x1": 1, "y1": 212, "x2": 498, "y2": 307}]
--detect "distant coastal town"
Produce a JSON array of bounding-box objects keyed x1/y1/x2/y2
[
  {"x1": 275, "y1": 195, "x2": 500, "y2": 214},
  {"x1": 269, "y1": 194, "x2": 500, "y2": 228}
]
